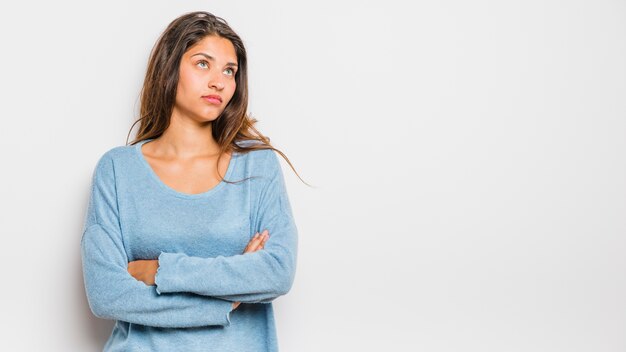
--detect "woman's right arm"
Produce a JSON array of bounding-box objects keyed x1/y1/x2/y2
[{"x1": 80, "y1": 153, "x2": 234, "y2": 328}]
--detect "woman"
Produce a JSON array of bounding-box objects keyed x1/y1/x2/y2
[{"x1": 80, "y1": 11, "x2": 303, "y2": 351}]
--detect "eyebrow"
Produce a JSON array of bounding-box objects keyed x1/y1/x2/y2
[{"x1": 191, "y1": 53, "x2": 238, "y2": 67}]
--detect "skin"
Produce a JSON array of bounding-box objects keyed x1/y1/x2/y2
[{"x1": 126, "y1": 35, "x2": 270, "y2": 310}]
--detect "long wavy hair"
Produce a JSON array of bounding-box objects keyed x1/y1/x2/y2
[{"x1": 126, "y1": 11, "x2": 308, "y2": 186}]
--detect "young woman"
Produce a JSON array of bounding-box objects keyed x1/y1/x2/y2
[{"x1": 80, "y1": 11, "x2": 303, "y2": 351}]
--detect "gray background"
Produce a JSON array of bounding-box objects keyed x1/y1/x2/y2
[{"x1": 0, "y1": 0, "x2": 624, "y2": 351}]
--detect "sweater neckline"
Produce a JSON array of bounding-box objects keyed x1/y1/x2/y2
[{"x1": 134, "y1": 138, "x2": 237, "y2": 200}]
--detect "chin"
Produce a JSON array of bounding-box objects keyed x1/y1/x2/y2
[
  {"x1": 198, "y1": 114, "x2": 222, "y2": 123},
  {"x1": 196, "y1": 109, "x2": 224, "y2": 120}
]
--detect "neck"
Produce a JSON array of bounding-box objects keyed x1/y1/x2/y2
[{"x1": 152, "y1": 112, "x2": 222, "y2": 159}]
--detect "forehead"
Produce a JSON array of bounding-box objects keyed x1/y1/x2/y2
[{"x1": 185, "y1": 35, "x2": 237, "y2": 62}]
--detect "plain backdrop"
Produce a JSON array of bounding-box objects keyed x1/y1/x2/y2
[{"x1": 0, "y1": 0, "x2": 624, "y2": 351}]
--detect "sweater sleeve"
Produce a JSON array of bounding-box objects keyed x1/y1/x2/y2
[
  {"x1": 80, "y1": 153, "x2": 234, "y2": 328},
  {"x1": 154, "y1": 150, "x2": 298, "y2": 304}
]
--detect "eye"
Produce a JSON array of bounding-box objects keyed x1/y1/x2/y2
[
  {"x1": 224, "y1": 67, "x2": 236, "y2": 76},
  {"x1": 196, "y1": 60, "x2": 209, "y2": 69}
]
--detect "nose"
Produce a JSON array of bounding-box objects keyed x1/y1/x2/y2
[{"x1": 208, "y1": 73, "x2": 225, "y2": 90}]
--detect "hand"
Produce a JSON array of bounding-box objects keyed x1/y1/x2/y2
[
  {"x1": 127, "y1": 259, "x2": 159, "y2": 286},
  {"x1": 243, "y1": 229, "x2": 270, "y2": 254},
  {"x1": 232, "y1": 230, "x2": 270, "y2": 310}
]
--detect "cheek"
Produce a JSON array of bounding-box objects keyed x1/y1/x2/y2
[
  {"x1": 177, "y1": 69, "x2": 201, "y2": 97},
  {"x1": 226, "y1": 83, "x2": 237, "y2": 100},
  {"x1": 176, "y1": 74, "x2": 189, "y2": 98}
]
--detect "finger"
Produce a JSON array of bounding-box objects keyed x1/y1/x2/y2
[
  {"x1": 244, "y1": 233, "x2": 258, "y2": 251},
  {"x1": 257, "y1": 234, "x2": 269, "y2": 250},
  {"x1": 247, "y1": 236, "x2": 267, "y2": 253},
  {"x1": 245, "y1": 230, "x2": 269, "y2": 253},
  {"x1": 245, "y1": 233, "x2": 261, "y2": 249},
  {"x1": 244, "y1": 233, "x2": 264, "y2": 253},
  {"x1": 254, "y1": 232, "x2": 269, "y2": 248}
]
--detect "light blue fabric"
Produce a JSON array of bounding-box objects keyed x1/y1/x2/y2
[{"x1": 80, "y1": 138, "x2": 298, "y2": 351}]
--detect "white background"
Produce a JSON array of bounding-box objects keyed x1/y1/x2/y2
[{"x1": 0, "y1": 0, "x2": 624, "y2": 351}]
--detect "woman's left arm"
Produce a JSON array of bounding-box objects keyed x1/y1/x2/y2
[{"x1": 153, "y1": 150, "x2": 299, "y2": 304}]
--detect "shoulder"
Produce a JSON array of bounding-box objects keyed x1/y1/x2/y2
[
  {"x1": 92, "y1": 144, "x2": 135, "y2": 177},
  {"x1": 240, "y1": 147, "x2": 281, "y2": 174},
  {"x1": 235, "y1": 140, "x2": 280, "y2": 166},
  {"x1": 232, "y1": 142, "x2": 283, "y2": 186},
  {"x1": 100, "y1": 145, "x2": 130, "y2": 160}
]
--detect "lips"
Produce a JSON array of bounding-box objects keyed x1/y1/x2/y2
[{"x1": 202, "y1": 95, "x2": 222, "y2": 104}]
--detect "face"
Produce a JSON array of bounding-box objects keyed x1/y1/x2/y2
[{"x1": 173, "y1": 35, "x2": 238, "y2": 123}]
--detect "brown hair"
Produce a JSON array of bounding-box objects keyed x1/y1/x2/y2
[{"x1": 125, "y1": 11, "x2": 309, "y2": 187}]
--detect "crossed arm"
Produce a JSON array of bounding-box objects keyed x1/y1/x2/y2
[
  {"x1": 81, "y1": 150, "x2": 298, "y2": 328},
  {"x1": 127, "y1": 229, "x2": 271, "y2": 310}
]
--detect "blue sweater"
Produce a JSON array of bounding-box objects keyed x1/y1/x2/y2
[{"x1": 80, "y1": 138, "x2": 298, "y2": 351}]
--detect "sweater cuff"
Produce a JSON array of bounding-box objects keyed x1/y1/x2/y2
[
  {"x1": 221, "y1": 299, "x2": 234, "y2": 326},
  {"x1": 155, "y1": 252, "x2": 181, "y2": 295}
]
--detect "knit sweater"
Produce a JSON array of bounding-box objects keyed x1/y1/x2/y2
[{"x1": 80, "y1": 138, "x2": 298, "y2": 351}]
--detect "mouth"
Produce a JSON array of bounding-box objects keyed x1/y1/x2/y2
[{"x1": 202, "y1": 95, "x2": 222, "y2": 104}]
